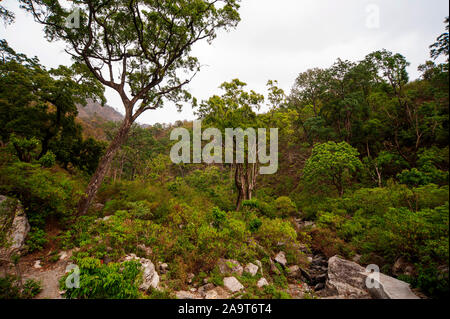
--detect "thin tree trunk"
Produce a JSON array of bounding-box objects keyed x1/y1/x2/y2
[{"x1": 77, "y1": 118, "x2": 133, "y2": 215}]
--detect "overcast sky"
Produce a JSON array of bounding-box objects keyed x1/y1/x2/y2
[{"x1": 1, "y1": 0, "x2": 448, "y2": 125}]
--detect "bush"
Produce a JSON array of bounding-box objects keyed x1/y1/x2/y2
[
  {"x1": 61, "y1": 257, "x2": 142, "y2": 299},
  {"x1": 38, "y1": 151, "x2": 56, "y2": 168},
  {"x1": 274, "y1": 196, "x2": 297, "y2": 217},
  {"x1": 26, "y1": 228, "x2": 48, "y2": 252}
]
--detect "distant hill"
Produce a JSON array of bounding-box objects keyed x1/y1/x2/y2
[
  {"x1": 77, "y1": 99, "x2": 124, "y2": 123},
  {"x1": 76, "y1": 100, "x2": 124, "y2": 141}
]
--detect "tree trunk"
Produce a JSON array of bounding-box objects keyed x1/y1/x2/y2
[{"x1": 77, "y1": 118, "x2": 133, "y2": 215}]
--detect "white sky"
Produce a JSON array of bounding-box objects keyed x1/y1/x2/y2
[{"x1": 1, "y1": 0, "x2": 448, "y2": 125}]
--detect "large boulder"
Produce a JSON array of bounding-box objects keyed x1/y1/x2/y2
[
  {"x1": 124, "y1": 254, "x2": 160, "y2": 291},
  {"x1": 0, "y1": 196, "x2": 30, "y2": 258},
  {"x1": 326, "y1": 256, "x2": 419, "y2": 299}
]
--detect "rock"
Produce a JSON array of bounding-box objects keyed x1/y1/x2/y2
[
  {"x1": 314, "y1": 283, "x2": 325, "y2": 291},
  {"x1": 218, "y1": 259, "x2": 243, "y2": 276},
  {"x1": 392, "y1": 257, "x2": 415, "y2": 277},
  {"x1": 287, "y1": 265, "x2": 304, "y2": 280},
  {"x1": 257, "y1": 278, "x2": 269, "y2": 288},
  {"x1": 102, "y1": 215, "x2": 112, "y2": 222},
  {"x1": 255, "y1": 260, "x2": 263, "y2": 274},
  {"x1": 244, "y1": 263, "x2": 259, "y2": 276},
  {"x1": 159, "y1": 262, "x2": 169, "y2": 274},
  {"x1": 326, "y1": 256, "x2": 371, "y2": 299},
  {"x1": 59, "y1": 251, "x2": 69, "y2": 261},
  {"x1": 176, "y1": 291, "x2": 198, "y2": 299},
  {"x1": 198, "y1": 283, "x2": 215, "y2": 296},
  {"x1": 368, "y1": 272, "x2": 420, "y2": 299},
  {"x1": 187, "y1": 273, "x2": 195, "y2": 284},
  {"x1": 326, "y1": 256, "x2": 419, "y2": 299},
  {"x1": 274, "y1": 251, "x2": 287, "y2": 267},
  {"x1": 223, "y1": 277, "x2": 244, "y2": 293},
  {"x1": 137, "y1": 244, "x2": 153, "y2": 256},
  {"x1": 307, "y1": 257, "x2": 313, "y2": 263},
  {"x1": 205, "y1": 287, "x2": 229, "y2": 299},
  {"x1": 34, "y1": 260, "x2": 42, "y2": 269},
  {"x1": 0, "y1": 197, "x2": 30, "y2": 257},
  {"x1": 270, "y1": 258, "x2": 281, "y2": 274},
  {"x1": 125, "y1": 255, "x2": 159, "y2": 290},
  {"x1": 352, "y1": 254, "x2": 362, "y2": 263},
  {"x1": 204, "y1": 289, "x2": 218, "y2": 299},
  {"x1": 190, "y1": 288, "x2": 197, "y2": 293}
]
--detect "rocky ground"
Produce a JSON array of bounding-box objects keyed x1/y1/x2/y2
[{"x1": 0, "y1": 195, "x2": 422, "y2": 299}]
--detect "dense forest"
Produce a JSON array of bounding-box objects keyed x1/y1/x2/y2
[{"x1": 0, "y1": 1, "x2": 448, "y2": 300}]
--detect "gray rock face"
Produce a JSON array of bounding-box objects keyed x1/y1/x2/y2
[
  {"x1": 124, "y1": 254, "x2": 159, "y2": 291},
  {"x1": 218, "y1": 259, "x2": 243, "y2": 276},
  {"x1": 0, "y1": 196, "x2": 30, "y2": 258},
  {"x1": 326, "y1": 256, "x2": 373, "y2": 299},
  {"x1": 368, "y1": 272, "x2": 420, "y2": 299},
  {"x1": 244, "y1": 263, "x2": 259, "y2": 276},
  {"x1": 326, "y1": 256, "x2": 419, "y2": 299},
  {"x1": 223, "y1": 277, "x2": 244, "y2": 293}
]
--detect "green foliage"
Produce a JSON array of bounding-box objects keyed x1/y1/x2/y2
[
  {"x1": 26, "y1": 228, "x2": 48, "y2": 253},
  {"x1": 38, "y1": 151, "x2": 56, "y2": 168},
  {"x1": 0, "y1": 276, "x2": 41, "y2": 299},
  {"x1": 302, "y1": 142, "x2": 363, "y2": 196},
  {"x1": 61, "y1": 257, "x2": 142, "y2": 299},
  {"x1": 274, "y1": 196, "x2": 297, "y2": 217}
]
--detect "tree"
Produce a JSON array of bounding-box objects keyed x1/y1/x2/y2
[
  {"x1": 430, "y1": 17, "x2": 449, "y2": 62},
  {"x1": 302, "y1": 141, "x2": 362, "y2": 197},
  {"x1": 19, "y1": 0, "x2": 241, "y2": 215},
  {"x1": 0, "y1": 40, "x2": 105, "y2": 172},
  {"x1": 195, "y1": 79, "x2": 264, "y2": 210}
]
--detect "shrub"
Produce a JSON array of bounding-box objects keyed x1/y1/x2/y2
[
  {"x1": 274, "y1": 196, "x2": 297, "y2": 217},
  {"x1": 61, "y1": 257, "x2": 142, "y2": 299}
]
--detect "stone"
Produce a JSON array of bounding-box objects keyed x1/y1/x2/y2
[
  {"x1": 0, "y1": 197, "x2": 30, "y2": 258},
  {"x1": 392, "y1": 257, "x2": 415, "y2": 277},
  {"x1": 218, "y1": 259, "x2": 243, "y2": 276},
  {"x1": 198, "y1": 283, "x2": 215, "y2": 296},
  {"x1": 59, "y1": 251, "x2": 68, "y2": 261},
  {"x1": 287, "y1": 265, "x2": 304, "y2": 280},
  {"x1": 314, "y1": 283, "x2": 325, "y2": 291},
  {"x1": 187, "y1": 273, "x2": 195, "y2": 284},
  {"x1": 159, "y1": 262, "x2": 169, "y2": 274},
  {"x1": 176, "y1": 291, "x2": 198, "y2": 299},
  {"x1": 33, "y1": 260, "x2": 42, "y2": 269},
  {"x1": 137, "y1": 244, "x2": 153, "y2": 256},
  {"x1": 204, "y1": 289, "x2": 218, "y2": 299},
  {"x1": 190, "y1": 288, "x2": 197, "y2": 293},
  {"x1": 326, "y1": 256, "x2": 371, "y2": 299},
  {"x1": 352, "y1": 254, "x2": 362, "y2": 263},
  {"x1": 257, "y1": 278, "x2": 269, "y2": 288},
  {"x1": 223, "y1": 277, "x2": 244, "y2": 293},
  {"x1": 244, "y1": 263, "x2": 259, "y2": 276},
  {"x1": 368, "y1": 272, "x2": 420, "y2": 299},
  {"x1": 326, "y1": 256, "x2": 419, "y2": 299},
  {"x1": 270, "y1": 258, "x2": 281, "y2": 274},
  {"x1": 102, "y1": 215, "x2": 112, "y2": 222},
  {"x1": 307, "y1": 257, "x2": 313, "y2": 263},
  {"x1": 125, "y1": 255, "x2": 159, "y2": 290},
  {"x1": 274, "y1": 251, "x2": 287, "y2": 267}
]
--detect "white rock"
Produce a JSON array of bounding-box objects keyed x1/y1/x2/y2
[
  {"x1": 0, "y1": 197, "x2": 30, "y2": 257},
  {"x1": 244, "y1": 263, "x2": 259, "y2": 276},
  {"x1": 33, "y1": 260, "x2": 42, "y2": 269},
  {"x1": 223, "y1": 277, "x2": 244, "y2": 293},
  {"x1": 274, "y1": 251, "x2": 287, "y2": 267},
  {"x1": 204, "y1": 289, "x2": 218, "y2": 299},
  {"x1": 257, "y1": 278, "x2": 269, "y2": 288},
  {"x1": 176, "y1": 291, "x2": 198, "y2": 299},
  {"x1": 59, "y1": 251, "x2": 68, "y2": 261},
  {"x1": 124, "y1": 255, "x2": 159, "y2": 291}
]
